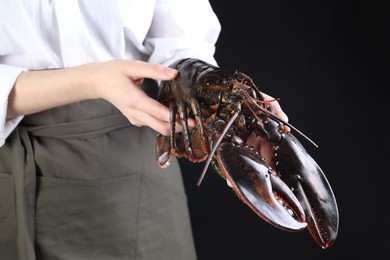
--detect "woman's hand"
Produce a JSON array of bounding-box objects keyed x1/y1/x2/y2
[{"x1": 82, "y1": 60, "x2": 181, "y2": 135}]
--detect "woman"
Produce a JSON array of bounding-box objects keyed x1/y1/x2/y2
[{"x1": 0, "y1": 1, "x2": 287, "y2": 259}]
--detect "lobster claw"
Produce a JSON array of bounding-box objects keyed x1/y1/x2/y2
[
  {"x1": 276, "y1": 133, "x2": 339, "y2": 248},
  {"x1": 215, "y1": 142, "x2": 307, "y2": 231}
]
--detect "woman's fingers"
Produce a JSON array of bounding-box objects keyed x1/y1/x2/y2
[
  {"x1": 124, "y1": 108, "x2": 171, "y2": 135},
  {"x1": 126, "y1": 107, "x2": 195, "y2": 136},
  {"x1": 126, "y1": 90, "x2": 197, "y2": 135}
]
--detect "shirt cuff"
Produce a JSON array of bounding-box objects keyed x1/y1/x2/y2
[{"x1": 0, "y1": 64, "x2": 26, "y2": 146}]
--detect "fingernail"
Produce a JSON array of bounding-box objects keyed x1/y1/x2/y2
[{"x1": 165, "y1": 68, "x2": 177, "y2": 77}]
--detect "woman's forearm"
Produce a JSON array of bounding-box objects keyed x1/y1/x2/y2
[{"x1": 7, "y1": 65, "x2": 96, "y2": 119}]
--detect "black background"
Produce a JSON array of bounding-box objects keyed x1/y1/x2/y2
[{"x1": 179, "y1": 1, "x2": 386, "y2": 259}]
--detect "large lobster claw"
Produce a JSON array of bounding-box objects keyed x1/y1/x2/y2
[
  {"x1": 215, "y1": 142, "x2": 307, "y2": 231},
  {"x1": 276, "y1": 133, "x2": 339, "y2": 248}
]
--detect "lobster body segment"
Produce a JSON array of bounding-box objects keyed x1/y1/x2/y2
[{"x1": 156, "y1": 58, "x2": 339, "y2": 248}]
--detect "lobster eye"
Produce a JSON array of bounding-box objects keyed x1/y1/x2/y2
[{"x1": 219, "y1": 92, "x2": 230, "y2": 103}]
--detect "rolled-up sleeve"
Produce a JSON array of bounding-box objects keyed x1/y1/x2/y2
[
  {"x1": 0, "y1": 64, "x2": 25, "y2": 146},
  {"x1": 145, "y1": 0, "x2": 221, "y2": 67}
]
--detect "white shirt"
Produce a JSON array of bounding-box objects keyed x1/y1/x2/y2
[{"x1": 0, "y1": 0, "x2": 221, "y2": 146}]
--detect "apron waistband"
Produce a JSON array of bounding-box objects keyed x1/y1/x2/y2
[{"x1": 24, "y1": 113, "x2": 130, "y2": 139}]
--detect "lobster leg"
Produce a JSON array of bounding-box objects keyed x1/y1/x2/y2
[
  {"x1": 156, "y1": 103, "x2": 178, "y2": 168},
  {"x1": 215, "y1": 142, "x2": 307, "y2": 231},
  {"x1": 275, "y1": 133, "x2": 339, "y2": 248},
  {"x1": 156, "y1": 97, "x2": 209, "y2": 167},
  {"x1": 177, "y1": 100, "x2": 194, "y2": 158}
]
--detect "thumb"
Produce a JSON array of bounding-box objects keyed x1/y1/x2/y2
[{"x1": 126, "y1": 60, "x2": 178, "y2": 80}]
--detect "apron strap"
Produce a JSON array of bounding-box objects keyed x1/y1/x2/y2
[{"x1": 11, "y1": 127, "x2": 37, "y2": 260}]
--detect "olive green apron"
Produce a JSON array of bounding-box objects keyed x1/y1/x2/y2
[{"x1": 0, "y1": 98, "x2": 196, "y2": 260}]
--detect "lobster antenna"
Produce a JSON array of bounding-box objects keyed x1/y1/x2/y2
[{"x1": 196, "y1": 109, "x2": 240, "y2": 186}]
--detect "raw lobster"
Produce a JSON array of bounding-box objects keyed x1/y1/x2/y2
[{"x1": 155, "y1": 58, "x2": 339, "y2": 248}]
